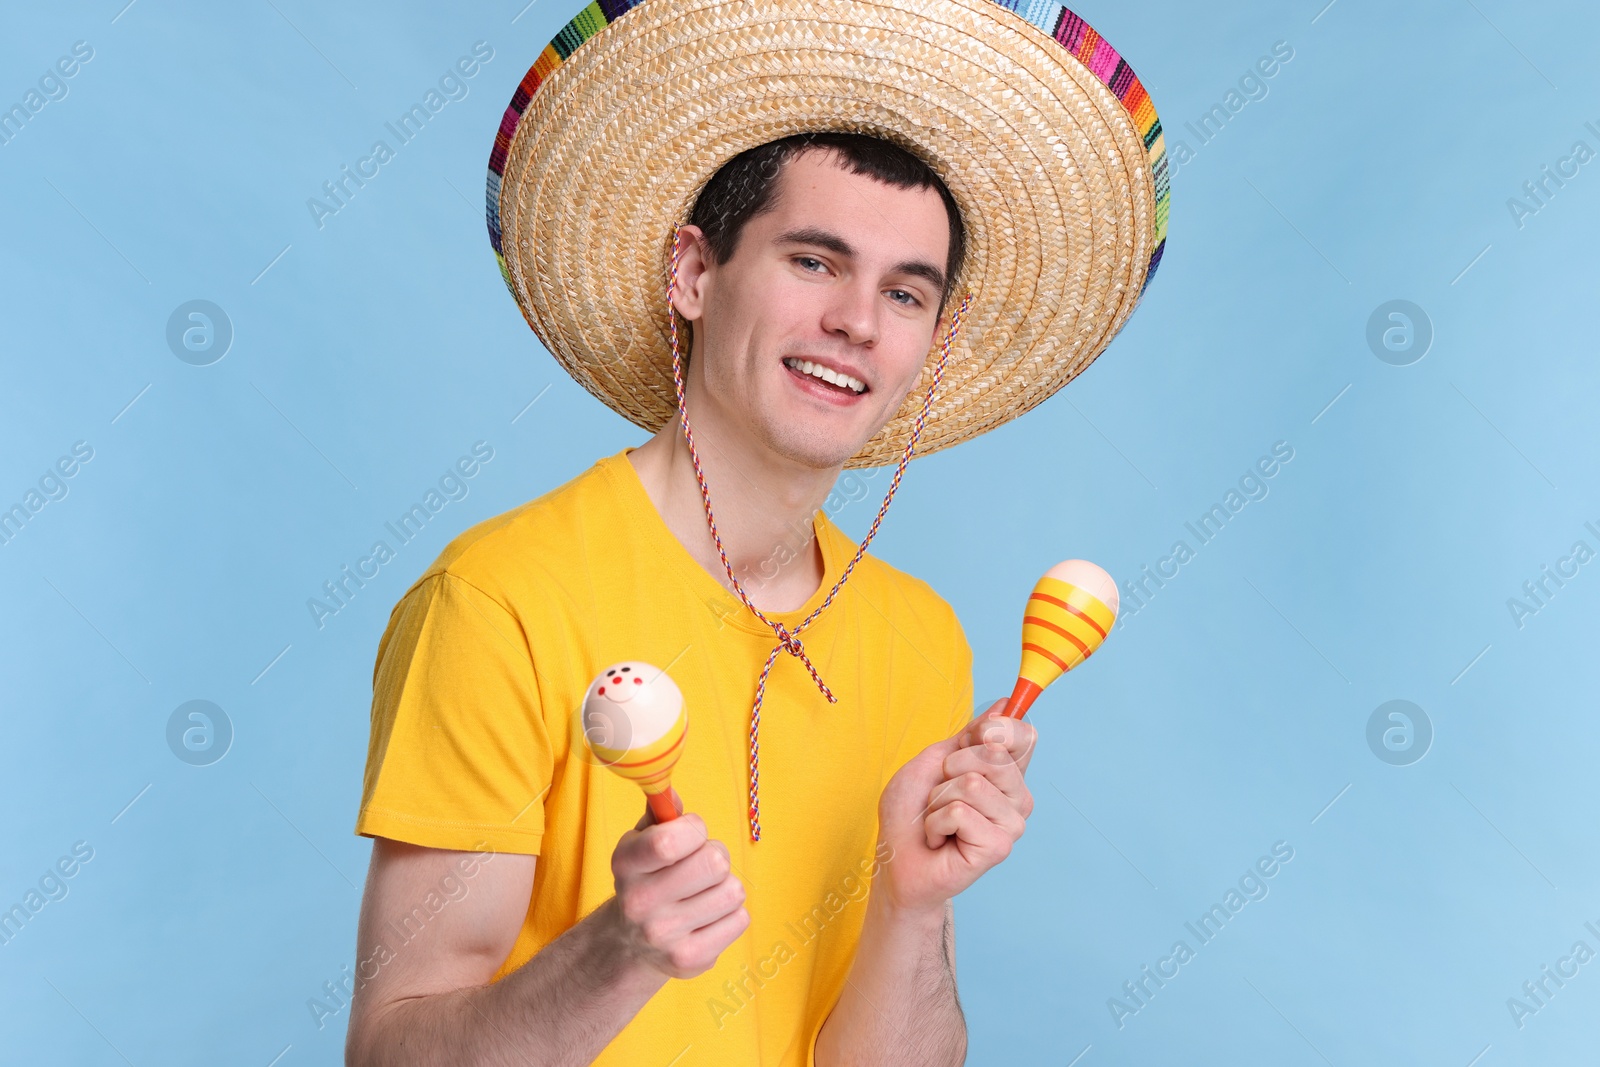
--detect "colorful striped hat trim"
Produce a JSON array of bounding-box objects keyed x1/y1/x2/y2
[{"x1": 487, "y1": 0, "x2": 1167, "y2": 302}]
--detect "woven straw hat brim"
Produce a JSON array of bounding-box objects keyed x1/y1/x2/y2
[{"x1": 489, "y1": 0, "x2": 1169, "y2": 469}]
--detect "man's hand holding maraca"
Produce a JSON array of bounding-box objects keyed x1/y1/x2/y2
[
  {"x1": 604, "y1": 789, "x2": 751, "y2": 981},
  {"x1": 818, "y1": 562, "x2": 1118, "y2": 1065},
  {"x1": 869, "y1": 557, "x2": 1117, "y2": 907},
  {"x1": 867, "y1": 558, "x2": 1116, "y2": 906},
  {"x1": 582, "y1": 665, "x2": 750, "y2": 982},
  {"x1": 875, "y1": 699, "x2": 1037, "y2": 910}
]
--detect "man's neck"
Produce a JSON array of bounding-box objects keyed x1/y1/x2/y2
[{"x1": 627, "y1": 421, "x2": 839, "y2": 614}]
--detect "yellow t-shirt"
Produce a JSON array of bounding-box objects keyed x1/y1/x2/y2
[{"x1": 355, "y1": 446, "x2": 973, "y2": 1066}]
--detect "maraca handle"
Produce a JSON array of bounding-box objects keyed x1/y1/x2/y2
[
  {"x1": 646, "y1": 789, "x2": 680, "y2": 823},
  {"x1": 1001, "y1": 677, "x2": 1042, "y2": 719}
]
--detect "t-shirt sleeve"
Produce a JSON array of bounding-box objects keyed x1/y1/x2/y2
[{"x1": 354, "y1": 570, "x2": 553, "y2": 855}]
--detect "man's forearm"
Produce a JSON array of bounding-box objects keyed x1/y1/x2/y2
[
  {"x1": 814, "y1": 893, "x2": 965, "y2": 1067},
  {"x1": 349, "y1": 897, "x2": 665, "y2": 1067}
]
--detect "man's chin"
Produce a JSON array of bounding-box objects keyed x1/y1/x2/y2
[{"x1": 763, "y1": 424, "x2": 874, "y2": 471}]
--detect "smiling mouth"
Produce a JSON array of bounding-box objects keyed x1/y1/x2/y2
[{"x1": 782, "y1": 357, "x2": 868, "y2": 395}]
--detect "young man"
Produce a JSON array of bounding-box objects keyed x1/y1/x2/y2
[{"x1": 346, "y1": 1, "x2": 1167, "y2": 1064}]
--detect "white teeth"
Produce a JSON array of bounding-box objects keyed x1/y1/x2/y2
[{"x1": 785, "y1": 357, "x2": 866, "y2": 395}]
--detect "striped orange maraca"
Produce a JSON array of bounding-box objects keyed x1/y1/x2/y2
[
  {"x1": 581, "y1": 661, "x2": 688, "y2": 823},
  {"x1": 1001, "y1": 560, "x2": 1119, "y2": 719}
]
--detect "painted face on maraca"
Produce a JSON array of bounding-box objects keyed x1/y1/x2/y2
[{"x1": 581, "y1": 661, "x2": 684, "y2": 760}]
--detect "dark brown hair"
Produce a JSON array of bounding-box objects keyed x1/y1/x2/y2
[{"x1": 686, "y1": 131, "x2": 966, "y2": 317}]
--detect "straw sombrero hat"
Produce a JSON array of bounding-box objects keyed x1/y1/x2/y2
[{"x1": 486, "y1": 0, "x2": 1169, "y2": 469}]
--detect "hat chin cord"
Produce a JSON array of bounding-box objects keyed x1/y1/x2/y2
[{"x1": 664, "y1": 220, "x2": 972, "y2": 842}]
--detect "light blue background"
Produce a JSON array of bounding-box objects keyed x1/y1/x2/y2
[{"x1": 2, "y1": 0, "x2": 1596, "y2": 1064}]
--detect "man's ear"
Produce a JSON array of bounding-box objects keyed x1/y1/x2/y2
[{"x1": 670, "y1": 223, "x2": 713, "y2": 323}]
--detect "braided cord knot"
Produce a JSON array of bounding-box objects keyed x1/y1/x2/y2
[{"x1": 771, "y1": 622, "x2": 803, "y2": 658}]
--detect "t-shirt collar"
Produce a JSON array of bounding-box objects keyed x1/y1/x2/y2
[{"x1": 604, "y1": 447, "x2": 844, "y2": 637}]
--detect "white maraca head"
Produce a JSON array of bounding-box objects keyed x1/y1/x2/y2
[
  {"x1": 1045, "y1": 559, "x2": 1119, "y2": 615},
  {"x1": 581, "y1": 661, "x2": 684, "y2": 756}
]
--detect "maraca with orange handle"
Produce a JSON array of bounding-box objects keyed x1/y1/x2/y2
[
  {"x1": 581, "y1": 661, "x2": 688, "y2": 823},
  {"x1": 1001, "y1": 560, "x2": 1120, "y2": 719}
]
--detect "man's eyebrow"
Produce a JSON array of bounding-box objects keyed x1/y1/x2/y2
[{"x1": 774, "y1": 226, "x2": 946, "y2": 293}]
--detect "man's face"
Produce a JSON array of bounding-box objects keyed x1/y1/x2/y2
[{"x1": 674, "y1": 149, "x2": 952, "y2": 470}]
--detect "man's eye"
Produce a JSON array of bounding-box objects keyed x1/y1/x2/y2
[
  {"x1": 795, "y1": 256, "x2": 825, "y2": 272},
  {"x1": 888, "y1": 289, "x2": 920, "y2": 307}
]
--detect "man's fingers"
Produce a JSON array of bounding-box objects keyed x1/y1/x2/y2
[
  {"x1": 679, "y1": 870, "x2": 748, "y2": 931},
  {"x1": 633, "y1": 868, "x2": 745, "y2": 945},
  {"x1": 927, "y1": 770, "x2": 1027, "y2": 837},
  {"x1": 617, "y1": 812, "x2": 708, "y2": 875},
  {"x1": 949, "y1": 698, "x2": 1006, "y2": 735},
  {"x1": 960, "y1": 706, "x2": 1035, "y2": 752},
  {"x1": 629, "y1": 877, "x2": 750, "y2": 978},
  {"x1": 620, "y1": 844, "x2": 732, "y2": 927},
  {"x1": 659, "y1": 903, "x2": 751, "y2": 977},
  {"x1": 923, "y1": 798, "x2": 1014, "y2": 858},
  {"x1": 685, "y1": 900, "x2": 752, "y2": 948},
  {"x1": 942, "y1": 744, "x2": 1030, "y2": 809},
  {"x1": 642, "y1": 839, "x2": 736, "y2": 907},
  {"x1": 959, "y1": 708, "x2": 1038, "y2": 771}
]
